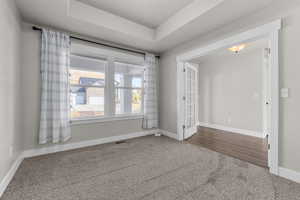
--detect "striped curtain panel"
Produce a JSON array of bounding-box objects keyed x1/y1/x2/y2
[
  {"x1": 142, "y1": 54, "x2": 158, "y2": 129},
  {"x1": 39, "y1": 29, "x2": 71, "y2": 144}
]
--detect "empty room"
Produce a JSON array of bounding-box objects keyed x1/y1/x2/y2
[
  {"x1": 186, "y1": 38, "x2": 270, "y2": 168},
  {"x1": 1, "y1": 0, "x2": 300, "y2": 199}
]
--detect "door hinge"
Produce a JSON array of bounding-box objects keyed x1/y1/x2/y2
[
  {"x1": 264, "y1": 48, "x2": 271, "y2": 59},
  {"x1": 266, "y1": 134, "x2": 270, "y2": 150},
  {"x1": 265, "y1": 48, "x2": 271, "y2": 55},
  {"x1": 183, "y1": 68, "x2": 186, "y2": 72},
  {"x1": 182, "y1": 96, "x2": 186, "y2": 101},
  {"x1": 182, "y1": 125, "x2": 185, "y2": 129}
]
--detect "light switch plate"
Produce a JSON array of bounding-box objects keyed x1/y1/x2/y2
[{"x1": 281, "y1": 88, "x2": 289, "y2": 98}]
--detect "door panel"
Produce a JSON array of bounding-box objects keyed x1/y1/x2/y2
[{"x1": 184, "y1": 63, "x2": 198, "y2": 139}]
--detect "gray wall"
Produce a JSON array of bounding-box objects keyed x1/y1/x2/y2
[
  {"x1": 159, "y1": 56, "x2": 178, "y2": 133},
  {"x1": 197, "y1": 49, "x2": 263, "y2": 134},
  {"x1": 20, "y1": 23, "x2": 144, "y2": 150},
  {"x1": 0, "y1": 0, "x2": 22, "y2": 183},
  {"x1": 159, "y1": 5, "x2": 300, "y2": 172}
]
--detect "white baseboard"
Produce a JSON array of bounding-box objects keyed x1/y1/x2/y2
[
  {"x1": 23, "y1": 130, "x2": 158, "y2": 158},
  {"x1": 198, "y1": 122, "x2": 263, "y2": 138},
  {"x1": 0, "y1": 155, "x2": 24, "y2": 197},
  {"x1": 278, "y1": 167, "x2": 300, "y2": 184},
  {"x1": 159, "y1": 129, "x2": 180, "y2": 141}
]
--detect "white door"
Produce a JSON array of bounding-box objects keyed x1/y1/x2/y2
[{"x1": 183, "y1": 63, "x2": 198, "y2": 139}]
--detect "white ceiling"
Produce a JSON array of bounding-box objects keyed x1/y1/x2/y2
[
  {"x1": 15, "y1": 0, "x2": 299, "y2": 53},
  {"x1": 78, "y1": 0, "x2": 194, "y2": 28}
]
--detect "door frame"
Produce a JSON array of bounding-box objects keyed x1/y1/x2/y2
[{"x1": 176, "y1": 19, "x2": 281, "y2": 175}]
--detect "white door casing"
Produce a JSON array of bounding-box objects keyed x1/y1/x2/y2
[{"x1": 262, "y1": 47, "x2": 272, "y2": 168}]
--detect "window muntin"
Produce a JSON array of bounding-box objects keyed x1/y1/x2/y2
[
  {"x1": 114, "y1": 62, "x2": 144, "y2": 115},
  {"x1": 70, "y1": 55, "x2": 106, "y2": 119}
]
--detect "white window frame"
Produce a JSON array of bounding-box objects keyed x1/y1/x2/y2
[
  {"x1": 70, "y1": 54, "x2": 107, "y2": 120},
  {"x1": 70, "y1": 54, "x2": 144, "y2": 125},
  {"x1": 114, "y1": 61, "x2": 145, "y2": 116}
]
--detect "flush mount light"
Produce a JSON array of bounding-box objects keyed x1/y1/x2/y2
[{"x1": 228, "y1": 44, "x2": 246, "y2": 53}]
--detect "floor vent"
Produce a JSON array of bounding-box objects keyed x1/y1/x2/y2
[{"x1": 115, "y1": 140, "x2": 126, "y2": 144}]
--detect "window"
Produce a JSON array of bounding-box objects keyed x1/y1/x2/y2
[
  {"x1": 114, "y1": 62, "x2": 144, "y2": 115},
  {"x1": 70, "y1": 54, "x2": 144, "y2": 121},
  {"x1": 70, "y1": 55, "x2": 106, "y2": 119}
]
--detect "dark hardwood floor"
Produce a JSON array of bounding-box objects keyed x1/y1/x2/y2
[{"x1": 187, "y1": 126, "x2": 268, "y2": 168}]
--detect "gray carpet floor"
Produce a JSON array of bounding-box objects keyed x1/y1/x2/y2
[{"x1": 2, "y1": 135, "x2": 300, "y2": 200}]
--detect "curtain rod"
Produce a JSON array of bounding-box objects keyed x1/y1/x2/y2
[{"x1": 32, "y1": 26, "x2": 160, "y2": 59}]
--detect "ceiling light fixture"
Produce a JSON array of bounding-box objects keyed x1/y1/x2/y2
[{"x1": 228, "y1": 44, "x2": 246, "y2": 53}]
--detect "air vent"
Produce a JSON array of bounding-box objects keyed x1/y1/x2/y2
[{"x1": 115, "y1": 140, "x2": 126, "y2": 144}]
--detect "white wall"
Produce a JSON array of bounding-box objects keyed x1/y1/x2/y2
[
  {"x1": 197, "y1": 49, "x2": 263, "y2": 135},
  {"x1": 159, "y1": 5, "x2": 300, "y2": 172},
  {"x1": 20, "y1": 23, "x2": 144, "y2": 150},
  {"x1": 0, "y1": 0, "x2": 22, "y2": 183}
]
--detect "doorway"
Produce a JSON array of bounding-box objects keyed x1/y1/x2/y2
[
  {"x1": 176, "y1": 20, "x2": 281, "y2": 175},
  {"x1": 183, "y1": 38, "x2": 270, "y2": 168}
]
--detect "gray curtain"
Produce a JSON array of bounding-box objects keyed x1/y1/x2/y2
[
  {"x1": 142, "y1": 53, "x2": 158, "y2": 129},
  {"x1": 39, "y1": 29, "x2": 71, "y2": 144}
]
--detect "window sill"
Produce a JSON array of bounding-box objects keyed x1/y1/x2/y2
[{"x1": 70, "y1": 114, "x2": 144, "y2": 126}]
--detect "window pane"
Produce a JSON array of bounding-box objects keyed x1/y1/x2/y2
[
  {"x1": 70, "y1": 55, "x2": 106, "y2": 87},
  {"x1": 71, "y1": 55, "x2": 106, "y2": 74},
  {"x1": 115, "y1": 89, "x2": 142, "y2": 114},
  {"x1": 70, "y1": 69, "x2": 105, "y2": 87},
  {"x1": 71, "y1": 86, "x2": 104, "y2": 118},
  {"x1": 132, "y1": 77, "x2": 142, "y2": 88},
  {"x1": 114, "y1": 62, "x2": 144, "y2": 88}
]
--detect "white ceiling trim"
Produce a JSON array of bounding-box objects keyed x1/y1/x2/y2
[
  {"x1": 156, "y1": 0, "x2": 224, "y2": 40},
  {"x1": 68, "y1": 0, "x2": 155, "y2": 41},
  {"x1": 68, "y1": 0, "x2": 224, "y2": 41},
  {"x1": 176, "y1": 19, "x2": 281, "y2": 61}
]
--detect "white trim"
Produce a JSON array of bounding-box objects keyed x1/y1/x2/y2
[
  {"x1": 198, "y1": 122, "x2": 263, "y2": 138},
  {"x1": 160, "y1": 129, "x2": 180, "y2": 140},
  {"x1": 176, "y1": 19, "x2": 281, "y2": 62},
  {"x1": 262, "y1": 48, "x2": 271, "y2": 139},
  {"x1": 69, "y1": 0, "x2": 154, "y2": 41},
  {"x1": 177, "y1": 61, "x2": 185, "y2": 141},
  {"x1": 71, "y1": 114, "x2": 144, "y2": 125},
  {"x1": 69, "y1": 0, "x2": 224, "y2": 41},
  {"x1": 156, "y1": 0, "x2": 224, "y2": 40},
  {"x1": 23, "y1": 130, "x2": 157, "y2": 158},
  {"x1": 269, "y1": 30, "x2": 279, "y2": 175},
  {"x1": 278, "y1": 167, "x2": 300, "y2": 184},
  {"x1": 0, "y1": 155, "x2": 24, "y2": 197},
  {"x1": 176, "y1": 19, "x2": 281, "y2": 175}
]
